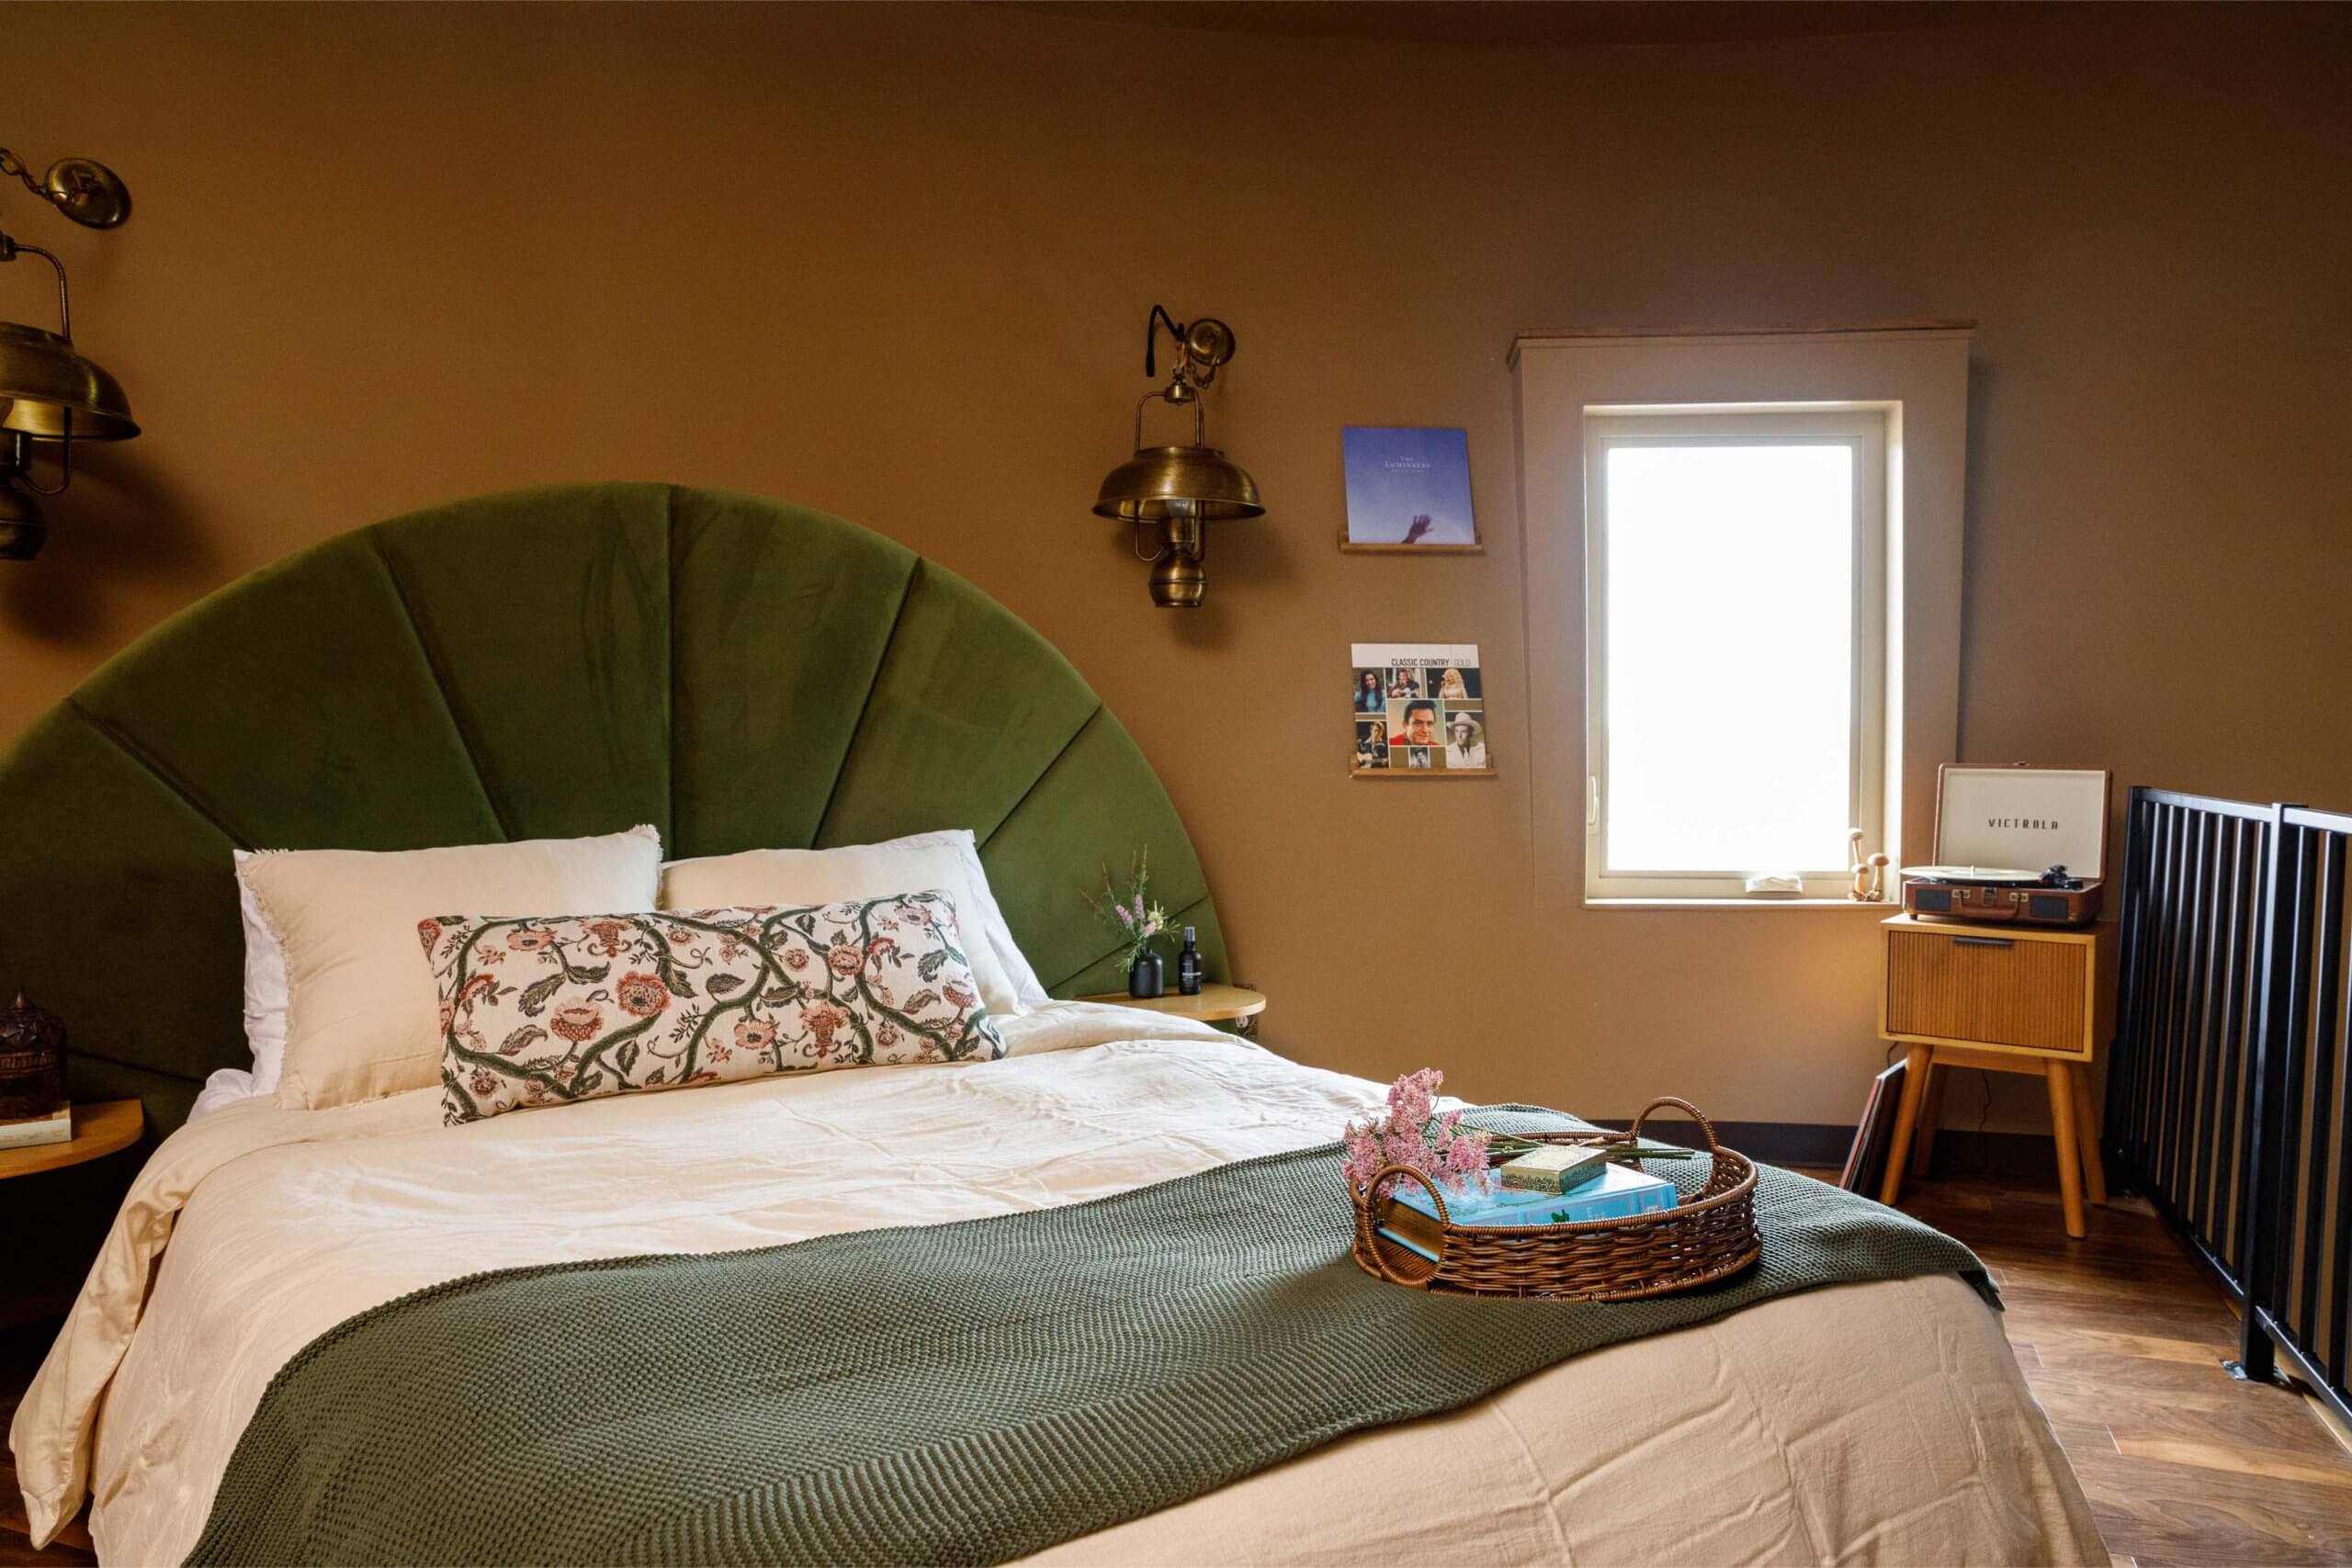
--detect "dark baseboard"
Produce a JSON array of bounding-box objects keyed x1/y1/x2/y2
[{"x1": 1595, "y1": 1118, "x2": 2065, "y2": 1182}]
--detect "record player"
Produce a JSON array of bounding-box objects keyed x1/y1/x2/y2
[{"x1": 1901, "y1": 765, "x2": 2110, "y2": 927}]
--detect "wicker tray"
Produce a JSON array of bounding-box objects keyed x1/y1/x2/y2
[{"x1": 1349, "y1": 1097, "x2": 1761, "y2": 1302}]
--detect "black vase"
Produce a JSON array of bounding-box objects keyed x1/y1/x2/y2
[{"x1": 1127, "y1": 950, "x2": 1165, "y2": 999}]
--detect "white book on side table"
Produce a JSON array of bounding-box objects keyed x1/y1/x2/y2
[{"x1": 0, "y1": 1105, "x2": 72, "y2": 1150}]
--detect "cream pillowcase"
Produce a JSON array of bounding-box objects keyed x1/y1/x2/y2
[
  {"x1": 660, "y1": 829, "x2": 1040, "y2": 1017},
  {"x1": 243, "y1": 826, "x2": 663, "y2": 1111}
]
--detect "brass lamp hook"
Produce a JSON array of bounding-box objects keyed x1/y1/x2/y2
[{"x1": 0, "y1": 147, "x2": 131, "y2": 231}]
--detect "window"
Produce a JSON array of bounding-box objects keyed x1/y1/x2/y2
[
  {"x1": 1510, "y1": 326, "x2": 1967, "y2": 912},
  {"x1": 1585, "y1": 408, "x2": 1889, "y2": 899}
]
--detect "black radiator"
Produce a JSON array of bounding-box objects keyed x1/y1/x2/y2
[{"x1": 2107, "y1": 786, "x2": 2352, "y2": 1427}]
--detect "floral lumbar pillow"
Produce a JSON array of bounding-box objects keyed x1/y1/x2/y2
[{"x1": 428, "y1": 891, "x2": 1004, "y2": 1124}]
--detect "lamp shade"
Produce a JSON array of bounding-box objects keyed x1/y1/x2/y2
[
  {"x1": 1091, "y1": 444, "x2": 1263, "y2": 524},
  {"x1": 0, "y1": 321, "x2": 138, "y2": 441}
]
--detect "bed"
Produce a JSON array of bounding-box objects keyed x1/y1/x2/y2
[{"x1": 2, "y1": 484, "x2": 2104, "y2": 1563}]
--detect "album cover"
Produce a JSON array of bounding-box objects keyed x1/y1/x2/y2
[
  {"x1": 1349, "y1": 642, "x2": 1492, "y2": 776},
  {"x1": 1340, "y1": 426, "x2": 1479, "y2": 551}
]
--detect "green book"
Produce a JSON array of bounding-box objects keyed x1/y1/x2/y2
[{"x1": 1496, "y1": 1145, "x2": 1613, "y2": 1194}]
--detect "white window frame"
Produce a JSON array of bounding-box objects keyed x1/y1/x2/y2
[
  {"x1": 1584, "y1": 406, "x2": 1891, "y2": 900},
  {"x1": 1507, "y1": 326, "x2": 1970, "y2": 912}
]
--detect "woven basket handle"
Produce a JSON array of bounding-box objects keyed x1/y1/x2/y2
[
  {"x1": 1628, "y1": 1095, "x2": 1720, "y2": 1154},
  {"x1": 1363, "y1": 1163, "x2": 1448, "y2": 1286}
]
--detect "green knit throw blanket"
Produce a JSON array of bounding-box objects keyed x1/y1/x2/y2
[{"x1": 187, "y1": 1110, "x2": 1990, "y2": 1566}]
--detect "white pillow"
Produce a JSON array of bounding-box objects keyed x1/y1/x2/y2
[
  {"x1": 661, "y1": 829, "x2": 1045, "y2": 1017},
  {"x1": 232, "y1": 848, "x2": 291, "y2": 1098},
  {"x1": 243, "y1": 826, "x2": 664, "y2": 1111}
]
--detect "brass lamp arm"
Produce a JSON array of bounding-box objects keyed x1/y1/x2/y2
[
  {"x1": 0, "y1": 236, "x2": 73, "y2": 340},
  {"x1": 1143, "y1": 304, "x2": 1183, "y2": 378},
  {"x1": 1131, "y1": 385, "x2": 1208, "y2": 451}
]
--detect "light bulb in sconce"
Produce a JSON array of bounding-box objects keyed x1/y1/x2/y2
[{"x1": 1091, "y1": 304, "x2": 1263, "y2": 609}]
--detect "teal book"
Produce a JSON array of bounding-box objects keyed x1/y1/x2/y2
[
  {"x1": 1383, "y1": 1179, "x2": 1566, "y2": 1224},
  {"x1": 1378, "y1": 1164, "x2": 1679, "y2": 1261}
]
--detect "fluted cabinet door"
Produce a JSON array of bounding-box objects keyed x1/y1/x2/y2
[{"x1": 1885, "y1": 929, "x2": 2091, "y2": 1056}]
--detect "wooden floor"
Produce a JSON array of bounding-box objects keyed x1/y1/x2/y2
[
  {"x1": 2, "y1": 1172, "x2": 2348, "y2": 1566},
  {"x1": 1892, "y1": 1172, "x2": 2352, "y2": 1567}
]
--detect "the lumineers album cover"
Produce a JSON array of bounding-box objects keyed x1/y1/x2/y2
[
  {"x1": 1351, "y1": 643, "x2": 1492, "y2": 776},
  {"x1": 1340, "y1": 425, "x2": 1479, "y2": 551}
]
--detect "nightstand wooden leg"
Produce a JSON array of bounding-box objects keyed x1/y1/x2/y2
[
  {"x1": 2068, "y1": 1062, "x2": 2108, "y2": 1207},
  {"x1": 1908, "y1": 1060, "x2": 1946, "y2": 1179},
  {"x1": 1880, "y1": 1044, "x2": 1934, "y2": 1207},
  {"x1": 2046, "y1": 1063, "x2": 2087, "y2": 1239}
]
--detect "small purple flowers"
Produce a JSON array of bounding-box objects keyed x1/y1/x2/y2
[{"x1": 1340, "y1": 1067, "x2": 1492, "y2": 1200}]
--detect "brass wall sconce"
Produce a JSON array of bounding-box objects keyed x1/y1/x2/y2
[
  {"x1": 0, "y1": 145, "x2": 139, "y2": 560},
  {"x1": 1092, "y1": 304, "x2": 1262, "y2": 608}
]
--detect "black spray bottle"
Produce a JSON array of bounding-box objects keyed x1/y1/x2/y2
[{"x1": 1176, "y1": 926, "x2": 1203, "y2": 995}]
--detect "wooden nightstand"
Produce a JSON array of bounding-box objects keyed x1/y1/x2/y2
[
  {"x1": 1077, "y1": 983, "x2": 1267, "y2": 1035},
  {"x1": 0, "y1": 1099, "x2": 142, "y2": 1181},
  {"x1": 1878, "y1": 915, "x2": 2110, "y2": 1237}
]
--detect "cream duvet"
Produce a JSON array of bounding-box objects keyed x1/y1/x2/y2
[{"x1": 11, "y1": 1005, "x2": 2104, "y2": 1565}]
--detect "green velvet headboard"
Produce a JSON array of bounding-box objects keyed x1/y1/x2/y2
[{"x1": 0, "y1": 483, "x2": 1227, "y2": 1143}]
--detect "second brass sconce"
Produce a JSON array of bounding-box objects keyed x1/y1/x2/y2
[{"x1": 1092, "y1": 305, "x2": 1262, "y2": 608}]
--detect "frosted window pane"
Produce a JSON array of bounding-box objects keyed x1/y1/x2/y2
[{"x1": 1604, "y1": 444, "x2": 1854, "y2": 872}]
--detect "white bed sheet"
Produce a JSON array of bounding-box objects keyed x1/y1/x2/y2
[{"x1": 11, "y1": 1004, "x2": 2104, "y2": 1565}]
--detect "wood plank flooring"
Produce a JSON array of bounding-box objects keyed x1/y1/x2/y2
[
  {"x1": 1892, "y1": 1172, "x2": 2352, "y2": 1566},
  {"x1": 2, "y1": 1171, "x2": 2347, "y2": 1565}
]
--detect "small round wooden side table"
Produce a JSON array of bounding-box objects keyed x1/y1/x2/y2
[
  {"x1": 0, "y1": 1099, "x2": 143, "y2": 1181},
  {"x1": 1076, "y1": 983, "x2": 1268, "y2": 1036}
]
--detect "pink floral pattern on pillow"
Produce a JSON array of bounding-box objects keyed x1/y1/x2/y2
[{"x1": 428, "y1": 891, "x2": 1003, "y2": 1124}]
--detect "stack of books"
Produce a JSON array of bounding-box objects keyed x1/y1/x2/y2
[
  {"x1": 1377, "y1": 1160, "x2": 1678, "y2": 1261},
  {"x1": 0, "y1": 1103, "x2": 72, "y2": 1150}
]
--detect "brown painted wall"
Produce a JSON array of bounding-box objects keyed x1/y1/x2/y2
[{"x1": 3, "y1": 3, "x2": 2346, "y2": 1134}]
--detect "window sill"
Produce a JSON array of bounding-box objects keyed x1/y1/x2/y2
[{"x1": 1583, "y1": 897, "x2": 1897, "y2": 910}]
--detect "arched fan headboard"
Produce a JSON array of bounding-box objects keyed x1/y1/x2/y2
[{"x1": 0, "y1": 483, "x2": 1227, "y2": 1139}]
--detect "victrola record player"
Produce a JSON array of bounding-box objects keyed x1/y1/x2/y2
[{"x1": 1901, "y1": 764, "x2": 2110, "y2": 926}]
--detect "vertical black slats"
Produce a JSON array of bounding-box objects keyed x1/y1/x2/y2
[
  {"x1": 2154, "y1": 804, "x2": 2182, "y2": 1161},
  {"x1": 2269, "y1": 827, "x2": 2320, "y2": 1334},
  {"x1": 2187, "y1": 819, "x2": 2235, "y2": 1235},
  {"x1": 2133, "y1": 799, "x2": 2175, "y2": 1160},
  {"x1": 2296, "y1": 832, "x2": 2343, "y2": 1356},
  {"x1": 2122, "y1": 802, "x2": 2157, "y2": 1158},
  {"x1": 2146, "y1": 805, "x2": 2186, "y2": 1172},
  {"x1": 2239, "y1": 812, "x2": 2295, "y2": 1378},
  {"x1": 2328, "y1": 834, "x2": 2352, "y2": 1394},
  {"x1": 2109, "y1": 791, "x2": 2151, "y2": 1169},
  {"x1": 2108, "y1": 794, "x2": 2352, "y2": 1418},
  {"x1": 2192, "y1": 821, "x2": 2246, "y2": 1242},
  {"x1": 2127, "y1": 795, "x2": 2160, "y2": 1148},
  {"x1": 2213, "y1": 819, "x2": 2261, "y2": 1273},
  {"x1": 2190, "y1": 816, "x2": 2225, "y2": 1200},
  {"x1": 2163, "y1": 811, "x2": 2216, "y2": 1199}
]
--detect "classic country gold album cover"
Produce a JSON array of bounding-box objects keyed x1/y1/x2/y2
[{"x1": 1351, "y1": 643, "x2": 1493, "y2": 777}]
